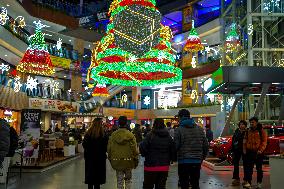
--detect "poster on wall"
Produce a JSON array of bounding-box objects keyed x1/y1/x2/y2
[
  {"x1": 20, "y1": 109, "x2": 41, "y2": 158},
  {"x1": 182, "y1": 6, "x2": 193, "y2": 32}
]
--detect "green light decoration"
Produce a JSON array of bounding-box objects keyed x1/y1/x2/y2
[{"x1": 88, "y1": 0, "x2": 182, "y2": 87}]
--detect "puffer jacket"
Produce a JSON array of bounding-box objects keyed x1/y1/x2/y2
[
  {"x1": 231, "y1": 128, "x2": 245, "y2": 152},
  {"x1": 174, "y1": 118, "x2": 208, "y2": 161},
  {"x1": 107, "y1": 128, "x2": 139, "y2": 171},
  {"x1": 139, "y1": 128, "x2": 176, "y2": 167},
  {"x1": 0, "y1": 119, "x2": 10, "y2": 165},
  {"x1": 243, "y1": 125, "x2": 267, "y2": 154}
]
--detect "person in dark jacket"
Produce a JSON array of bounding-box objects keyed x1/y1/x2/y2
[
  {"x1": 140, "y1": 118, "x2": 176, "y2": 189},
  {"x1": 174, "y1": 109, "x2": 208, "y2": 189},
  {"x1": 7, "y1": 127, "x2": 19, "y2": 157},
  {"x1": 143, "y1": 124, "x2": 151, "y2": 138},
  {"x1": 0, "y1": 119, "x2": 10, "y2": 168},
  {"x1": 83, "y1": 118, "x2": 108, "y2": 189},
  {"x1": 231, "y1": 120, "x2": 247, "y2": 186},
  {"x1": 205, "y1": 125, "x2": 213, "y2": 143},
  {"x1": 132, "y1": 124, "x2": 143, "y2": 145}
]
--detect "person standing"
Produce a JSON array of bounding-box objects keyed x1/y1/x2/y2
[
  {"x1": 174, "y1": 109, "x2": 208, "y2": 189},
  {"x1": 108, "y1": 116, "x2": 139, "y2": 189},
  {"x1": 0, "y1": 119, "x2": 10, "y2": 167},
  {"x1": 83, "y1": 118, "x2": 108, "y2": 189},
  {"x1": 139, "y1": 118, "x2": 176, "y2": 189},
  {"x1": 205, "y1": 125, "x2": 213, "y2": 144},
  {"x1": 143, "y1": 124, "x2": 151, "y2": 138},
  {"x1": 231, "y1": 120, "x2": 247, "y2": 186},
  {"x1": 132, "y1": 124, "x2": 143, "y2": 145},
  {"x1": 243, "y1": 117, "x2": 267, "y2": 189}
]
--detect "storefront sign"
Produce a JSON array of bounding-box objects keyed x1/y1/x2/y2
[
  {"x1": 20, "y1": 109, "x2": 41, "y2": 158},
  {"x1": 102, "y1": 108, "x2": 135, "y2": 119},
  {"x1": 50, "y1": 56, "x2": 71, "y2": 69},
  {"x1": 29, "y1": 98, "x2": 79, "y2": 112}
]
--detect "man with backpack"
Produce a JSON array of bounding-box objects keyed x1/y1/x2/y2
[
  {"x1": 174, "y1": 109, "x2": 208, "y2": 189},
  {"x1": 243, "y1": 117, "x2": 267, "y2": 189},
  {"x1": 107, "y1": 116, "x2": 139, "y2": 189}
]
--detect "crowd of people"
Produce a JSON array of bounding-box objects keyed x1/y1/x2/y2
[
  {"x1": 0, "y1": 109, "x2": 268, "y2": 189},
  {"x1": 82, "y1": 110, "x2": 268, "y2": 189}
]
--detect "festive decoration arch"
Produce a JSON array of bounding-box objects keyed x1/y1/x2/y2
[{"x1": 87, "y1": 0, "x2": 182, "y2": 86}]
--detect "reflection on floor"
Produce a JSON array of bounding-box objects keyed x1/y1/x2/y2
[{"x1": 4, "y1": 157, "x2": 270, "y2": 189}]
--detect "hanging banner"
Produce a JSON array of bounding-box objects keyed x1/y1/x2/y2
[
  {"x1": 20, "y1": 109, "x2": 41, "y2": 158},
  {"x1": 50, "y1": 56, "x2": 71, "y2": 69},
  {"x1": 29, "y1": 98, "x2": 79, "y2": 112},
  {"x1": 182, "y1": 6, "x2": 193, "y2": 32}
]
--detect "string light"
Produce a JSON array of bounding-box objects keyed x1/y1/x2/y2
[
  {"x1": 13, "y1": 76, "x2": 22, "y2": 92},
  {"x1": 26, "y1": 75, "x2": 38, "y2": 91},
  {"x1": 0, "y1": 7, "x2": 9, "y2": 25},
  {"x1": 225, "y1": 23, "x2": 241, "y2": 53},
  {"x1": 56, "y1": 38, "x2": 62, "y2": 50},
  {"x1": 184, "y1": 20, "x2": 204, "y2": 52},
  {"x1": 0, "y1": 63, "x2": 10, "y2": 74},
  {"x1": 191, "y1": 56, "x2": 197, "y2": 68},
  {"x1": 121, "y1": 94, "x2": 128, "y2": 104},
  {"x1": 14, "y1": 16, "x2": 26, "y2": 28},
  {"x1": 248, "y1": 24, "x2": 253, "y2": 36},
  {"x1": 143, "y1": 95, "x2": 151, "y2": 105}
]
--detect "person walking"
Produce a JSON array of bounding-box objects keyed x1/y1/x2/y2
[
  {"x1": 139, "y1": 118, "x2": 176, "y2": 189},
  {"x1": 231, "y1": 120, "x2": 247, "y2": 186},
  {"x1": 243, "y1": 117, "x2": 267, "y2": 189},
  {"x1": 83, "y1": 118, "x2": 108, "y2": 189},
  {"x1": 108, "y1": 116, "x2": 139, "y2": 189},
  {"x1": 205, "y1": 125, "x2": 213, "y2": 144},
  {"x1": 174, "y1": 109, "x2": 208, "y2": 189},
  {"x1": 132, "y1": 124, "x2": 143, "y2": 145}
]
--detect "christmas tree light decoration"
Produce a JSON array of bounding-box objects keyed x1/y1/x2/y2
[
  {"x1": 88, "y1": 0, "x2": 182, "y2": 87},
  {"x1": 143, "y1": 95, "x2": 151, "y2": 106},
  {"x1": 56, "y1": 38, "x2": 63, "y2": 50},
  {"x1": 92, "y1": 84, "x2": 110, "y2": 97},
  {"x1": 0, "y1": 63, "x2": 10, "y2": 74},
  {"x1": 248, "y1": 24, "x2": 253, "y2": 36},
  {"x1": 191, "y1": 56, "x2": 197, "y2": 68},
  {"x1": 264, "y1": 0, "x2": 280, "y2": 12},
  {"x1": 13, "y1": 76, "x2": 22, "y2": 92},
  {"x1": 17, "y1": 20, "x2": 55, "y2": 76},
  {"x1": 184, "y1": 20, "x2": 204, "y2": 52},
  {"x1": 0, "y1": 7, "x2": 9, "y2": 26},
  {"x1": 225, "y1": 23, "x2": 241, "y2": 53},
  {"x1": 121, "y1": 94, "x2": 128, "y2": 104},
  {"x1": 26, "y1": 75, "x2": 38, "y2": 91},
  {"x1": 14, "y1": 16, "x2": 26, "y2": 28}
]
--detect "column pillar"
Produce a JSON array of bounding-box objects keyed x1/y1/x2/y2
[
  {"x1": 254, "y1": 83, "x2": 271, "y2": 118},
  {"x1": 71, "y1": 38, "x2": 84, "y2": 100},
  {"x1": 132, "y1": 87, "x2": 141, "y2": 109}
]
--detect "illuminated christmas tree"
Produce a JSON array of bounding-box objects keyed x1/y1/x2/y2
[
  {"x1": 224, "y1": 23, "x2": 241, "y2": 53},
  {"x1": 87, "y1": 0, "x2": 182, "y2": 87},
  {"x1": 92, "y1": 84, "x2": 110, "y2": 97},
  {"x1": 17, "y1": 20, "x2": 55, "y2": 76},
  {"x1": 184, "y1": 20, "x2": 204, "y2": 52}
]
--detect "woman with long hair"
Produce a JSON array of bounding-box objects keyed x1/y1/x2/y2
[
  {"x1": 83, "y1": 118, "x2": 108, "y2": 189},
  {"x1": 139, "y1": 118, "x2": 176, "y2": 189}
]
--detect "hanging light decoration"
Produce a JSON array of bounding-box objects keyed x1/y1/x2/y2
[
  {"x1": 17, "y1": 20, "x2": 55, "y2": 76},
  {"x1": 92, "y1": 84, "x2": 110, "y2": 97},
  {"x1": 224, "y1": 23, "x2": 241, "y2": 53},
  {"x1": 87, "y1": 0, "x2": 182, "y2": 87},
  {"x1": 184, "y1": 20, "x2": 204, "y2": 52}
]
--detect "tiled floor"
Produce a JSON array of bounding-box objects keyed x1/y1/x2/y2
[{"x1": 3, "y1": 157, "x2": 270, "y2": 189}]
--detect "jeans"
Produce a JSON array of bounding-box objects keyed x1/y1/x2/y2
[
  {"x1": 143, "y1": 171, "x2": 168, "y2": 189},
  {"x1": 178, "y1": 163, "x2": 201, "y2": 189},
  {"x1": 244, "y1": 151, "x2": 264, "y2": 183},
  {"x1": 232, "y1": 151, "x2": 245, "y2": 180},
  {"x1": 116, "y1": 169, "x2": 132, "y2": 189}
]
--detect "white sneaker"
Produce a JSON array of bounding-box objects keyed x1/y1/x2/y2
[
  {"x1": 243, "y1": 182, "x2": 251, "y2": 188},
  {"x1": 256, "y1": 183, "x2": 262, "y2": 189}
]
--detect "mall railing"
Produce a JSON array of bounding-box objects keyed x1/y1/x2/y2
[{"x1": 30, "y1": 0, "x2": 110, "y2": 18}]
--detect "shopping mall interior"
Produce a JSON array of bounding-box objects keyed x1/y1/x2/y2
[{"x1": 0, "y1": 0, "x2": 283, "y2": 189}]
